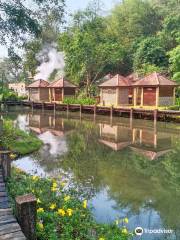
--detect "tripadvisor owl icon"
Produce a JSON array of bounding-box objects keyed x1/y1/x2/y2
[{"x1": 135, "y1": 227, "x2": 144, "y2": 236}]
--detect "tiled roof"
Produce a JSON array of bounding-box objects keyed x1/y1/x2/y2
[
  {"x1": 49, "y1": 78, "x2": 77, "y2": 88},
  {"x1": 27, "y1": 79, "x2": 49, "y2": 88},
  {"x1": 133, "y1": 72, "x2": 178, "y2": 86},
  {"x1": 99, "y1": 74, "x2": 130, "y2": 87}
]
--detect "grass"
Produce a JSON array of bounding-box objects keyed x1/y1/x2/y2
[
  {"x1": 1, "y1": 120, "x2": 42, "y2": 155},
  {"x1": 7, "y1": 168, "x2": 132, "y2": 240}
]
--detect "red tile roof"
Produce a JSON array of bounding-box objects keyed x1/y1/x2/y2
[
  {"x1": 48, "y1": 78, "x2": 77, "y2": 88},
  {"x1": 133, "y1": 72, "x2": 178, "y2": 86},
  {"x1": 99, "y1": 74, "x2": 131, "y2": 87},
  {"x1": 27, "y1": 79, "x2": 49, "y2": 88}
]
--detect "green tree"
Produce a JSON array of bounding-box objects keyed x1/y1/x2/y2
[
  {"x1": 133, "y1": 36, "x2": 168, "y2": 72},
  {"x1": 59, "y1": 9, "x2": 124, "y2": 96},
  {"x1": 169, "y1": 45, "x2": 180, "y2": 82}
]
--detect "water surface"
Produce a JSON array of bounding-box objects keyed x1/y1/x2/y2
[{"x1": 3, "y1": 107, "x2": 180, "y2": 240}]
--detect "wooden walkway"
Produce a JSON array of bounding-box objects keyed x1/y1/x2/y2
[{"x1": 0, "y1": 166, "x2": 26, "y2": 240}]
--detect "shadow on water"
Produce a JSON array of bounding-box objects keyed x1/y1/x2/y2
[{"x1": 3, "y1": 106, "x2": 180, "y2": 240}]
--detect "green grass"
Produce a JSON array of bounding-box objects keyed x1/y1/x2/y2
[
  {"x1": 63, "y1": 97, "x2": 96, "y2": 105},
  {"x1": 1, "y1": 120, "x2": 42, "y2": 155}
]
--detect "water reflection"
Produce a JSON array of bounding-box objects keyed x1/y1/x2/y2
[{"x1": 4, "y1": 109, "x2": 180, "y2": 240}]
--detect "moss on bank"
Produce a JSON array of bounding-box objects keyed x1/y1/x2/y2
[
  {"x1": 1, "y1": 120, "x2": 42, "y2": 155},
  {"x1": 7, "y1": 168, "x2": 132, "y2": 240}
]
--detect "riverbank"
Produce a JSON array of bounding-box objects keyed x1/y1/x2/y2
[
  {"x1": 1, "y1": 120, "x2": 42, "y2": 155},
  {"x1": 7, "y1": 167, "x2": 132, "y2": 240}
]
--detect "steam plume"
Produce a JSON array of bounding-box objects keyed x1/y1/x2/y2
[{"x1": 34, "y1": 44, "x2": 65, "y2": 80}]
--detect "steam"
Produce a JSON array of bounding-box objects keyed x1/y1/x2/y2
[{"x1": 34, "y1": 44, "x2": 65, "y2": 80}]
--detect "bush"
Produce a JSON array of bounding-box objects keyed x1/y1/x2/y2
[
  {"x1": 1, "y1": 120, "x2": 42, "y2": 155},
  {"x1": 7, "y1": 168, "x2": 132, "y2": 240},
  {"x1": 0, "y1": 88, "x2": 19, "y2": 102},
  {"x1": 63, "y1": 97, "x2": 96, "y2": 105}
]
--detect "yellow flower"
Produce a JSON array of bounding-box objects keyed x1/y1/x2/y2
[
  {"x1": 51, "y1": 186, "x2": 58, "y2": 192},
  {"x1": 57, "y1": 208, "x2": 65, "y2": 216},
  {"x1": 67, "y1": 208, "x2": 73, "y2": 216},
  {"x1": 32, "y1": 175, "x2": 39, "y2": 181},
  {"x1": 64, "y1": 196, "x2": 70, "y2": 201},
  {"x1": 10, "y1": 153, "x2": 17, "y2": 159},
  {"x1": 37, "y1": 198, "x2": 41, "y2": 204},
  {"x1": 122, "y1": 228, "x2": 128, "y2": 234},
  {"x1": 99, "y1": 238, "x2": 105, "y2": 240},
  {"x1": 52, "y1": 182, "x2": 57, "y2": 188},
  {"x1": 37, "y1": 208, "x2": 44, "y2": 213},
  {"x1": 124, "y1": 217, "x2": 129, "y2": 224},
  {"x1": 115, "y1": 220, "x2": 119, "y2": 225},
  {"x1": 83, "y1": 200, "x2": 87, "y2": 209},
  {"x1": 37, "y1": 222, "x2": 44, "y2": 230},
  {"x1": 50, "y1": 203, "x2": 56, "y2": 210}
]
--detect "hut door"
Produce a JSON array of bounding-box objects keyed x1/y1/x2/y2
[
  {"x1": 55, "y1": 89, "x2": 62, "y2": 101},
  {"x1": 143, "y1": 88, "x2": 156, "y2": 106}
]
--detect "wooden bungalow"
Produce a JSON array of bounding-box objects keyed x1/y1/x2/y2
[
  {"x1": 98, "y1": 74, "x2": 132, "y2": 106},
  {"x1": 27, "y1": 79, "x2": 49, "y2": 102},
  {"x1": 48, "y1": 78, "x2": 77, "y2": 102},
  {"x1": 133, "y1": 72, "x2": 178, "y2": 107}
]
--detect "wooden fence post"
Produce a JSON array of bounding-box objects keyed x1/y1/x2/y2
[
  {"x1": 54, "y1": 102, "x2": 56, "y2": 116},
  {"x1": 154, "y1": 109, "x2": 158, "y2": 128},
  {"x1": 94, "y1": 104, "x2": 97, "y2": 120},
  {"x1": 130, "y1": 108, "x2": 133, "y2": 129},
  {"x1": 67, "y1": 104, "x2": 69, "y2": 118},
  {"x1": 1, "y1": 152, "x2": 11, "y2": 181},
  {"x1": 16, "y1": 194, "x2": 37, "y2": 240},
  {"x1": 80, "y1": 104, "x2": 82, "y2": 119}
]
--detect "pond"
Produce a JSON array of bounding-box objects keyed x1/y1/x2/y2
[{"x1": 3, "y1": 106, "x2": 180, "y2": 240}]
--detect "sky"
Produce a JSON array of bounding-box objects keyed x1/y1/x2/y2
[{"x1": 0, "y1": 0, "x2": 118, "y2": 58}]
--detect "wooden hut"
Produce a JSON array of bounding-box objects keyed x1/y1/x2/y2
[
  {"x1": 27, "y1": 79, "x2": 49, "y2": 102},
  {"x1": 132, "y1": 72, "x2": 178, "y2": 107},
  {"x1": 98, "y1": 74, "x2": 132, "y2": 106},
  {"x1": 48, "y1": 78, "x2": 77, "y2": 102}
]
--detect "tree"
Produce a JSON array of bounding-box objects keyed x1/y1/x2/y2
[
  {"x1": 59, "y1": 9, "x2": 125, "y2": 96},
  {"x1": 169, "y1": 45, "x2": 180, "y2": 82},
  {"x1": 133, "y1": 37, "x2": 168, "y2": 72},
  {"x1": 0, "y1": 0, "x2": 65, "y2": 48}
]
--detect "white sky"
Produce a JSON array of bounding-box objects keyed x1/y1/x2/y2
[{"x1": 0, "y1": 0, "x2": 118, "y2": 58}]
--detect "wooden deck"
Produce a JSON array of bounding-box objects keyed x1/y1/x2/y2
[
  {"x1": 0, "y1": 166, "x2": 26, "y2": 239},
  {"x1": 1, "y1": 100, "x2": 180, "y2": 122}
]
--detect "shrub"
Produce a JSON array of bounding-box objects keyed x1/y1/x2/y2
[
  {"x1": 63, "y1": 97, "x2": 96, "y2": 105},
  {"x1": 7, "y1": 168, "x2": 132, "y2": 240}
]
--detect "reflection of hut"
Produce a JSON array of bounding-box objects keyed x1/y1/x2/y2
[
  {"x1": 27, "y1": 79, "x2": 49, "y2": 102},
  {"x1": 48, "y1": 78, "x2": 77, "y2": 102},
  {"x1": 28, "y1": 114, "x2": 51, "y2": 134},
  {"x1": 99, "y1": 123, "x2": 131, "y2": 151},
  {"x1": 98, "y1": 74, "x2": 132, "y2": 106},
  {"x1": 130, "y1": 128, "x2": 172, "y2": 160},
  {"x1": 133, "y1": 72, "x2": 178, "y2": 107},
  {"x1": 28, "y1": 114, "x2": 74, "y2": 136}
]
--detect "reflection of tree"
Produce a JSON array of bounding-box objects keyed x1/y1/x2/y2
[{"x1": 58, "y1": 122, "x2": 180, "y2": 231}]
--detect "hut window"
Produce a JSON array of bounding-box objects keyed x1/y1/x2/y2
[{"x1": 103, "y1": 89, "x2": 116, "y2": 94}]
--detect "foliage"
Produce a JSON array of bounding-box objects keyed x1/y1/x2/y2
[
  {"x1": 136, "y1": 63, "x2": 162, "y2": 77},
  {"x1": 59, "y1": 6, "x2": 125, "y2": 96},
  {"x1": 7, "y1": 168, "x2": 132, "y2": 240},
  {"x1": 0, "y1": 0, "x2": 65, "y2": 45},
  {"x1": 63, "y1": 97, "x2": 96, "y2": 105},
  {"x1": 0, "y1": 88, "x2": 19, "y2": 101},
  {"x1": 133, "y1": 37, "x2": 168, "y2": 72},
  {"x1": 1, "y1": 120, "x2": 42, "y2": 155},
  {"x1": 169, "y1": 45, "x2": 180, "y2": 82}
]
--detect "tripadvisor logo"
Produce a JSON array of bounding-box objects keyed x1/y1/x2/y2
[{"x1": 135, "y1": 227, "x2": 144, "y2": 236}]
